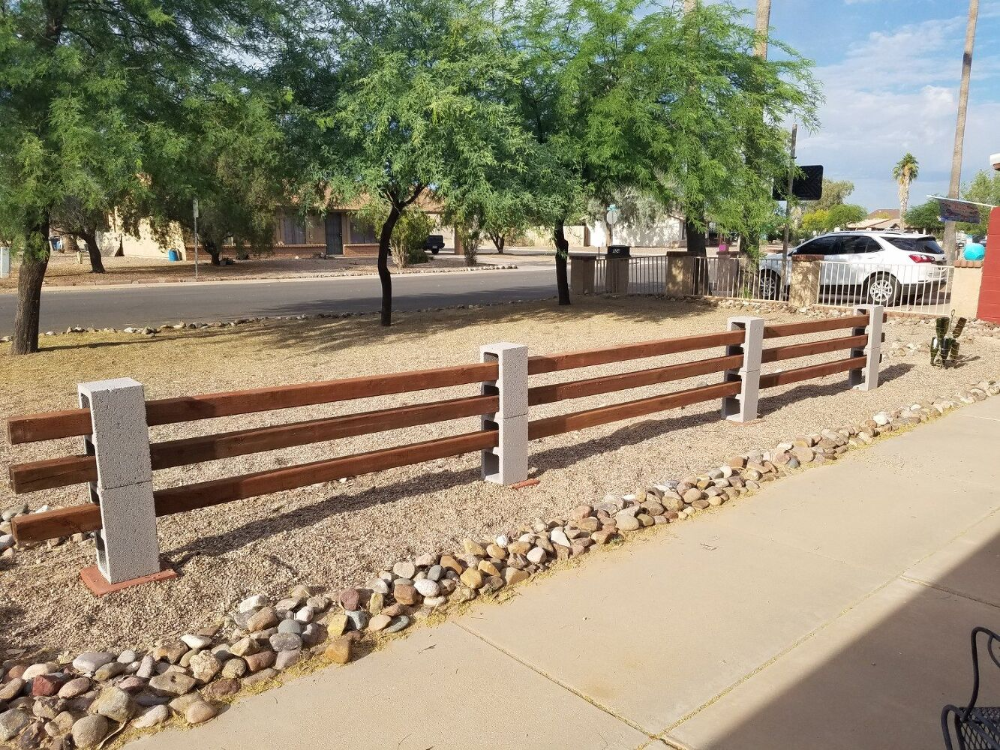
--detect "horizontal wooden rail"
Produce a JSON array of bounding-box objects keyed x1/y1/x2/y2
[
  {"x1": 761, "y1": 334, "x2": 867, "y2": 364},
  {"x1": 527, "y1": 381, "x2": 741, "y2": 440},
  {"x1": 11, "y1": 430, "x2": 499, "y2": 544},
  {"x1": 8, "y1": 394, "x2": 498, "y2": 494},
  {"x1": 7, "y1": 363, "x2": 498, "y2": 445},
  {"x1": 762, "y1": 314, "x2": 878, "y2": 340},
  {"x1": 759, "y1": 356, "x2": 866, "y2": 389},
  {"x1": 528, "y1": 354, "x2": 743, "y2": 406},
  {"x1": 526, "y1": 331, "x2": 744, "y2": 376}
]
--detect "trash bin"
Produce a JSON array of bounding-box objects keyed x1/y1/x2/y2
[
  {"x1": 167, "y1": 249, "x2": 180, "y2": 262},
  {"x1": 607, "y1": 244, "x2": 631, "y2": 257},
  {"x1": 0, "y1": 247, "x2": 9, "y2": 278}
]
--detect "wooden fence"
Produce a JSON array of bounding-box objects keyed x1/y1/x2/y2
[{"x1": 4, "y1": 306, "x2": 884, "y2": 589}]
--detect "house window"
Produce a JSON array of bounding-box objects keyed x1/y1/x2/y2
[
  {"x1": 281, "y1": 216, "x2": 307, "y2": 245},
  {"x1": 349, "y1": 217, "x2": 378, "y2": 245}
]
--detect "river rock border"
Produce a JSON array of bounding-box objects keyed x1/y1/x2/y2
[{"x1": 2, "y1": 380, "x2": 999, "y2": 748}]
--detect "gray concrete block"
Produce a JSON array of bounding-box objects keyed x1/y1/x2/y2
[
  {"x1": 850, "y1": 305, "x2": 883, "y2": 391},
  {"x1": 722, "y1": 317, "x2": 764, "y2": 423},
  {"x1": 95, "y1": 481, "x2": 161, "y2": 583},
  {"x1": 482, "y1": 415, "x2": 529, "y2": 485},
  {"x1": 481, "y1": 343, "x2": 529, "y2": 485},
  {"x1": 78, "y1": 377, "x2": 161, "y2": 584},
  {"x1": 79, "y1": 378, "x2": 152, "y2": 489}
]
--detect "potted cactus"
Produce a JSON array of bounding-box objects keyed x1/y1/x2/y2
[{"x1": 931, "y1": 312, "x2": 967, "y2": 368}]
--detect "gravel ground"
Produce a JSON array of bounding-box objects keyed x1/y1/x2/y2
[{"x1": 2, "y1": 297, "x2": 998, "y2": 657}]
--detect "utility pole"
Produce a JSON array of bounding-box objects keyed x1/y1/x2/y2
[
  {"x1": 943, "y1": 0, "x2": 979, "y2": 261},
  {"x1": 782, "y1": 123, "x2": 797, "y2": 264},
  {"x1": 193, "y1": 198, "x2": 199, "y2": 281}
]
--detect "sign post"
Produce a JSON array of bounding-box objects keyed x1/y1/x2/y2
[
  {"x1": 782, "y1": 124, "x2": 798, "y2": 265},
  {"x1": 193, "y1": 198, "x2": 199, "y2": 281}
]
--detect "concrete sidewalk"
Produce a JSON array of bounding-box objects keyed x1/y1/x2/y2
[{"x1": 128, "y1": 397, "x2": 1000, "y2": 750}]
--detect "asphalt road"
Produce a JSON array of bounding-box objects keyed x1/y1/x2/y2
[{"x1": 0, "y1": 268, "x2": 557, "y2": 334}]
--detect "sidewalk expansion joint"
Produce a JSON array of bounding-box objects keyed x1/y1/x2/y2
[
  {"x1": 898, "y1": 576, "x2": 1000, "y2": 611},
  {"x1": 454, "y1": 620, "x2": 657, "y2": 739}
]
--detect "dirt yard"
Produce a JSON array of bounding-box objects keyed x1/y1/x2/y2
[
  {"x1": 0, "y1": 251, "x2": 509, "y2": 290},
  {"x1": 2, "y1": 297, "x2": 997, "y2": 657}
]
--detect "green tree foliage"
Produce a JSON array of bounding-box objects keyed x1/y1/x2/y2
[
  {"x1": 0, "y1": 0, "x2": 292, "y2": 353},
  {"x1": 799, "y1": 203, "x2": 866, "y2": 235},
  {"x1": 904, "y1": 201, "x2": 945, "y2": 234},
  {"x1": 506, "y1": 0, "x2": 817, "y2": 301},
  {"x1": 800, "y1": 209, "x2": 829, "y2": 235},
  {"x1": 310, "y1": 0, "x2": 533, "y2": 326},
  {"x1": 961, "y1": 170, "x2": 1000, "y2": 238},
  {"x1": 804, "y1": 179, "x2": 856, "y2": 212},
  {"x1": 141, "y1": 88, "x2": 291, "y2": 266}
]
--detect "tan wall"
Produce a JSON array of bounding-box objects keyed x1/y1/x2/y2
[
  {"x1": 101, "y1": 217, "x2": 184, "y2": 259},
  {"x1": 952, "y1": 266, "x2": 983, "y2": 320}
]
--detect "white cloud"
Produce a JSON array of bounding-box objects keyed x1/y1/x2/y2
[{"x1": 796, "y1": 14, "x2": 1000, "y2": 210}]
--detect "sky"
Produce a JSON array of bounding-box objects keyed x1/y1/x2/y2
[{"x1": 726, "y1": 0, "x2": 1000, "y2": 213}]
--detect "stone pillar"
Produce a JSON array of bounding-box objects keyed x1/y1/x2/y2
[
  {"x1": 849, "y1": 305, "x2": 883, "y2": 391},
  {"x1": 570, "y1": 256, "x2": 596, "y2": 295},
  {"x1": 605, "y1": 257, "x2": 630, "y2": 294},
  {"x1": 721, "y1": 316, "x2": 764, "y2": 422},
  {"x1": 78, "y1": 378, "x2": 161, "y2": 586},
  {"x1": 665, "y1": 255, "x2": 694, "y2": 296},
  {"x1": 480, "y1": 344, "x2": 529, "y2": 485},
  {"x1": 788, "y1": 256, "x2": 821, "y2": 308},
  {"x1": 951, "y1": 264, "x2": 983, "y2": 320}
]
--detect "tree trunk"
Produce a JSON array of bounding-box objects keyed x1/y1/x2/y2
[
  {"x1": 204, "y1": 239, "x2": 222, "y2": 266},
  {"x1": 943, "y1": 0, "x2": 979, "y2": 261},
  {"x1": 754, "y1": 0, "x2": 771, "y2": 59},
  {"x1": 685, "y1": 218, "x2": 707, "y2": 256},
  {"x1": 494, "y1": 235, "x2": 505, "y2": 254},
  {"x1": 11, "y1": 223, "x2": 51, "y2": 355},
  {"x1": 378, "y1": 205, "x2": 402, "y2": 326},
  {"x1": 80, "y1": 231, "x2": 105, "y2": 273},
  {"x1": 553, "y1": 223, "x2": 571, "y2": 306}
]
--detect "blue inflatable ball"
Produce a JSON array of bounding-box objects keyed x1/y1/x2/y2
[{"x1": 963, "y1": 242, "x2": 986, "y2": 261}]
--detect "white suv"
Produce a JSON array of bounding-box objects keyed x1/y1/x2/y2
[{"x1": 758, "y1": 231, "x2": 949, "y2": 306}]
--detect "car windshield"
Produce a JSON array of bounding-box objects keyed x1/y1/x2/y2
[{"x1": 884, "y1": 237, "x2": 945, "y2": 255}]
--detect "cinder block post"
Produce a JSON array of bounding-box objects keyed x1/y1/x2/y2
[
  {"x1": 721, "y1": 316, "x2": 765, "y2": 422},
  {"x1": 480, "y1": 343, "x2": 529, "y2": 485},
  {"x1": 78, "y1": 378, "x2": 162, "y2": 585},
  {"x1": 849, "y1": 304, "x2": 883, "y2": 391}
]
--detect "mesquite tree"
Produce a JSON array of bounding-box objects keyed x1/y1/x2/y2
[
  {"x1": 312, "y1": 0, "x2": 533, "y2": 326},
  {"x1": 0, "y1": 0, "x2": 291, "y2": 353}
]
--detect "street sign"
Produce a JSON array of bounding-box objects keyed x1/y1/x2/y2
[
  {"x1": 933, "y1": 196, "x2": 990, "y2": 223},
  {"x1": 773, "y1": 165, "x2": 824, "y2": 201}
]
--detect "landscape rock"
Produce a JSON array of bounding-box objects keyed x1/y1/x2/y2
[
  {"x1": 91, "y1": 686, "x2": 133, "y2": 723},
  {"x1": 71, "y1": 715, "x2": 109, "y2": 748},
  {"x1": 0, "y1": 709, "x2": 31, "y2": 742},
  {"x1": 185, "y1": 700, "x2": 216, "y2": 725}
]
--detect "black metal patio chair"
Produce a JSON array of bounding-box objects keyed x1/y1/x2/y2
[{"x1": 943, "y1": 627, "x2": 1000, "y2": 749}]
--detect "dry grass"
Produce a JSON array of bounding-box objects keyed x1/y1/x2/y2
[{"x1": 2, "y1": 296, "x2": 998, "y2": 657}]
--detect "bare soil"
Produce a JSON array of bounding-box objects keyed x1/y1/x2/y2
[{"x1": 2, "y1": 297, "x2": 996, "y2": 657}]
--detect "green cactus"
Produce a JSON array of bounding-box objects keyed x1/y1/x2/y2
[{"x1": 931, "y1": 312, "x2": 967, "y2": 368}]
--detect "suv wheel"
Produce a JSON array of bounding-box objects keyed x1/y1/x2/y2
[{"x1": 864, "y1": 273, "x2": 900, "y2": 306}]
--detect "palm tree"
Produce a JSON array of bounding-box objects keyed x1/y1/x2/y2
[
  {"x1": 892, "y1": 153, "x2": 920, "y2": 221},
  {"x1": 943, "y1": 0, "x2": 980, "y2": 260},
  {"x1": 754, "y1": 0, "x2": 771, "y2": 59}
]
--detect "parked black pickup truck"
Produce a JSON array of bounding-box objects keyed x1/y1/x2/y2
[{"x1": 423, "y1": 235, "x2": 445, "y2": 254}]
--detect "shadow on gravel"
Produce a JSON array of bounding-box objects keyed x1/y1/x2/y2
[{"x1": 246, "y1": 297, "x2": 711, "y2": 356}]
